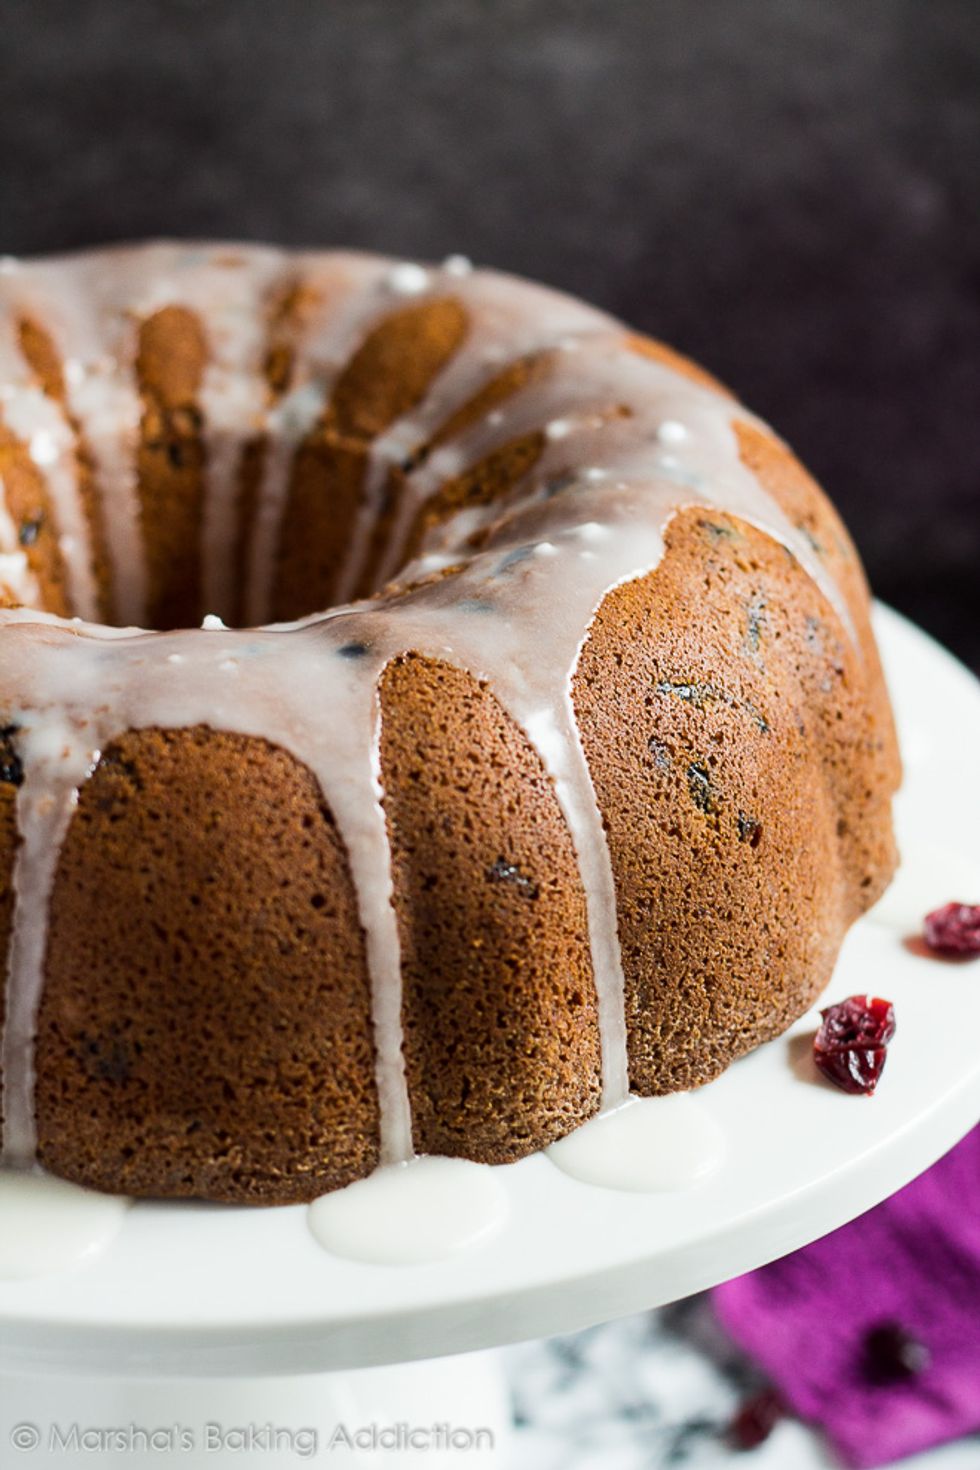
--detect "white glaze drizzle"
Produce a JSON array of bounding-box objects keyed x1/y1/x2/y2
[
  {"x1": 6, "y1": 249, "x2": 154, "y2": 624},
  {"x1": 335, "y1": 265, "x2": 608, "y2": 603},
  {"x1": 1, "y1": 714, "x2": 99, "y2": 1163},
  {"x1": 0, "y1": 313, "x2": 99, "y2": 620},
  {"x1": 0, "y1": 245, "x2": 857, "y2": 1177},
  {"x1": 243, "y1": 253, "x2": 404, "y2": 625}
]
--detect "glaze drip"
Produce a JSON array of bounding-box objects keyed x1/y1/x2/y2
[
  {"x1": 0, "y1": 244, "x2": 857, "y2": 1176},
  {"x1": 1, "y1": 717, "x2": 98, "y2": 1163},
  {"x1": 0, "y1": 314, "x2": 99, "y2": 619}
]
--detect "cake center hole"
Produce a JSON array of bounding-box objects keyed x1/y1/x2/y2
[{"x1": 14, "y1": 293, "x2": 476, "y2": 631}]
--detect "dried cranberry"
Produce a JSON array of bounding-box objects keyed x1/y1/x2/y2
[
  {"x1": 813, "y1": 995, "x2": 896, "y2": 1095},
  {"x1": 727, "y1": 1387, "x2": 785, "y2": 1450},
  {"x1": 924, "y1": 903, "x2": 980, "y2": 956},
  {"x1": 862, "y1": 1322, "x2": 931, "y2": 1385},
  {"x1": 0, "y1": 725, "x2": 24, "y2": 787}
]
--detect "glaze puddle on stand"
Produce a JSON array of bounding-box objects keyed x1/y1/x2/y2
[
  {"x1": 307, "y1": 1155, "x2": 509, "y2": 1265},
  {"x1": 546, "y1": 1095, "x2": 725, "y2": 1192},
  {"x1": 0, "y1": 1170, "x2": 130, "y2": 1280}
]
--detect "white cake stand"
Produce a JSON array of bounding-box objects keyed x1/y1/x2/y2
[{"x1": 1, "y1": 605, "x2": 979, "y2": 1468}]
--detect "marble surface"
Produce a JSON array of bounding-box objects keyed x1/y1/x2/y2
[{"x1": 504, "y1": 1300, "x2": 980, "y2": 1469}]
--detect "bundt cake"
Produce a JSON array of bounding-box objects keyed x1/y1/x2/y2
[{"x1": 0, "y1": 243, "x2": 900, "y2": 1204}]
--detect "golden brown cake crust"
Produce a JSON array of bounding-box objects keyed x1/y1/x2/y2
[
  {"x1": 17, "y1": 316, "x2": 116, "y2": 623},
  {"x1": 0, "y1": 417, "x2": 71, "y2": 616},
  {"x1": 34, "y1": 728, "x2": 380, "y2": 1203},
  {"x1": 380, "y1": 655, "x2": 602, "y2": 1161},
  {"x1": 137, "y1": 307, "x2": 209, "y2": 629},
  {"x1": 574, "y1": 504, "x2": 897, "y2": 1092}
]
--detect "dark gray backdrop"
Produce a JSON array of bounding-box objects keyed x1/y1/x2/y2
[{"x1": 2, "y1": 0, "x2": 978, "y2": 666}]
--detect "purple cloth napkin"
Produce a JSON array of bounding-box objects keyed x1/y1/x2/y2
[{"x1": 714, "y1": 1124, "x2": 980, "y2": 1468}]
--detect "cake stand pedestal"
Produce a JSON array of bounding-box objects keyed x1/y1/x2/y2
[{"x1": 1, "y1": 607, "x2": 979, "y2": 1467}]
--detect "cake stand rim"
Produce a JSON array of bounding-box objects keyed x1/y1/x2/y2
[{"x1": 0, "y1": 601, "x2": 977, "y2": 1377}]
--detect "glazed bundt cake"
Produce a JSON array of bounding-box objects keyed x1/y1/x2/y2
[{"x1": 0, "y1": 243, "x2": 900, "y2": 1203}]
